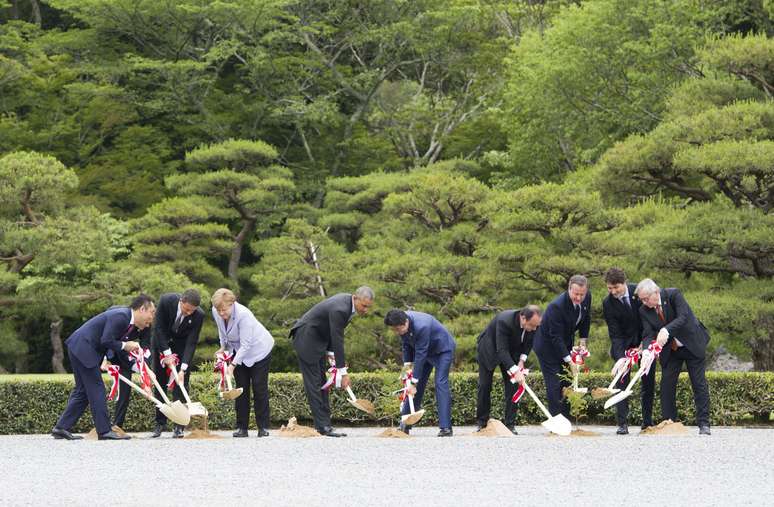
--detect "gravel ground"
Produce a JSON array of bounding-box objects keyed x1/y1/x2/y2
[{"x1": 1, "y1": 425, "x2": 772, "y2": 506}]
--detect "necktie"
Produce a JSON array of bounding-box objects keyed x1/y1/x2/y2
[
  {"x1": 575, "y1": 305, "x2": 582, "y2": 325},
  {"x1": 121, "y1": 324, "x2": 135, "y2": 341},
  {"x1": 656, "y1": 306, "x2": 677, "y2": 351},
  {"x1": 173, "y1": 313, "x2": 183, "y2": 333},
  {"x1": 622, "y1": 294, "x2": 631, "y2": 308}
]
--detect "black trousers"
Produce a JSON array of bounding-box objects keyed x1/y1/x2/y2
[
  {"x1": 661, "y1": 346, "x2": 711, "y2": 426},
  {"x1": 615, "y1": 362, "x2": 656, "y2": 427},
  {"x1": 112, "y1": 359, "x2": 133, "y2": 428},
  {"x1": 234, "y1": 353, "x2": 272, "y2": 430},
  {"x1": 297, "y1": 354, "x2": 332, "y2": 431},
  {"x1": 536, "y1": 357, "x2": 570, "y2": 418},
  {"x1": 476, "y1": 362, "x2": 519, "y2": 426},
  {"x1": 151, "y1": 351, "x2": 190, "y2": 427}
]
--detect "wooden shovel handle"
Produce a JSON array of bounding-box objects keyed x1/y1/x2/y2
[
  {"x1": 522, "y1": 380, "x2": 552, "y2": 419},
  {"x1": 118, "y1": 374, "x2": 163, "y2": 407},
  {"x1": 345, "y1": 386, "x2": 358, "y2": 402},
  {"x1": 145, "y1": 366, "x2": 172, "y2": 404},
  {"x1": 607, "y1": 367, "x2": 626, "y2": 390},
  {"x1": 169, "y1": 363, "x2": 192, "y2": 404}
]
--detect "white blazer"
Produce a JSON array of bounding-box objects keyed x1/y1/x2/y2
[{"x1": 212, "y1": 302, "x2": 274, "y2": 366}]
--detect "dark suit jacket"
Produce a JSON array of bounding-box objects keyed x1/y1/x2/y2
[
  {"x1": 533, "y1": 290, "x2": 592, "y2": 364},
  {"x1": 602, "y1": 283, "x2": 642, "y2": 360},
  {"x1": 639, "y1": 288, "x2": 710, "y2": 365},
  {"x1": 65, "y1": 307, "x2": 137, "y2": 369},
  {"x1": 476, "y1": 310, "x2": 534, "y2": 371},
  {"x1": 103, "y1": 305, "x2": 150, "y2": 368},
  {"x1": 290, "y1": 293, "x2": 353, "y2": 367},
  {"x1": 400, "y1": 311, "x2": 456, "y2": 377},
  {"x1": 151, "y1": 293, "x2": 204, "y2": 366}
]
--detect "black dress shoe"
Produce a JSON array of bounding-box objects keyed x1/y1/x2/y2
[
  {"x1": 232, "y1": 428, "x2": 249, "y2": 438},
  {"x1": 151, "y1": 424, "x2": 166, "y2": 438},
  {"x1": 318, "y1": 426, "x2": 347, "y2": 437},
  {"x1": 398, "y1": 423, "x2": 411, "y2": 435},
  {"x1": 506, "y1": 425, "x2": 519, "y2": 435},
  {"x1": 98, "y1": 431, "x2": 131, "y2": 440},
  {"x1": 475, "y1": 421, "x2": 486, "y2": 432},
  {"x1": 437, "y1": 428, "x2": 453, "y2": 437},
  {"x1": 699, "y1": 425, "x2": 711, "y2": 435},
  {"x1": 172, "y1": 425, "x2": 184, "y2": 438},
  {"x1": 51, "y1": 427, "x2": 83, "y2": 440},
  {"x1": 616, "y1": 424, "x2": 629, "y2": 435},
  {"x1": 257, "y1": 428, "x2": 270, "y2": 437},
  {"x1": 641, "y1": 422, "x2": 653, "y2": 430}
]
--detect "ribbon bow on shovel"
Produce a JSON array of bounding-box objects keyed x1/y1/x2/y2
[
  {"x1": 508, "y1": 366, "x2": 529, "y2": 404},
  {"x1": 129, "y1": 348, "x2": 191, "y2": 426},
  {"x1": 215, "y1": 351, "x2": 242, "y2": 400},
  {"x1": 161, "y1": 352, "x2": 207, "y2": 417},
  {"x1": 397, "y1": 371, "x2": 424, "y2": 425}
]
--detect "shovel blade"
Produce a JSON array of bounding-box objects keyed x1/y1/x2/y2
[
  {"x1": 542, "y1": 415, "x2": 572, "y2": 436},
  {"x1": 348, "y1": 397, "x2": 376, "y2": 416},
  {"x1": 187, "y1": 402, "x2": 208, "y2": 417},
  {"x1": 590, "y1": 387, "x2": 620, "y2": 400},
  {"x1": 159, "y1": 401, "x2": 191, "y2": 426},
  {"x1": 572, "y1": 387, "x2": 588, "y2": 394},
  {"x1": 221, "y1": 388, "x2": 243, "y2": 400},
  {"x1": 604, "y1": 389, "x2": 633, "y2": 409},
  {"x1": 401, "y1": 409, "x2": 425, "y2": 426}
]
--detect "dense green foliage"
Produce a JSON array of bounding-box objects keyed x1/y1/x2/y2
[
  {"x1": 1, "y1": 1, "x2": 773, "y2": 374},
  {"x1": 0, "y1": 371, "x2": 771, "y2": 433}
]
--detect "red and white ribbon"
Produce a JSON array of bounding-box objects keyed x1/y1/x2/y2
[
  {"x1": 397, "y1": 372, "x2": 415, "y2": 401},
  {"x1": 621, "y1": 348, "x2": 641, "y2": 383},
  {"x1": 640, "y1": 342, "x2": 663, "y2": 376},
  {"x1": 160, "y1": 352, "x2": 180, "y2": 389},
  {"x1": 129, "y1": 348, "x2": 152, "y2": 391},
  {"x1": 571, "y1": 349, "x2": 591, "y2": 373},
  {"x1": 511, "y1": 367, "x2": 530, "y2": 403},
  {"x1": 106, "y1": 365, "x2": 121, "y2": 401},
  {"x1": 214, "y1": 351, "x2": 233, "y2": 390}
]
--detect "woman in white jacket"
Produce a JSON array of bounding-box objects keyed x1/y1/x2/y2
[{"x1": 212, "y1": 288, "x2": 275, "y2": 437}]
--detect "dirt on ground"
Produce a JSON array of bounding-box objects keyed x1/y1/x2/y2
[
  {"x1": 185, "y1": 429, "x2": 222, "y2": 439},
  {"x1": 640, "y1": 420, "x2": 688, "y2": 435},
  {"x1": 278, "y1": 417, "x2": 321, "y2": 438},
  {"x1": 469, "y1": 419, "x2": 514, "y2": 437},
  {"x1": 375, "y1": 428, "x2": 410, "y2": 438}
]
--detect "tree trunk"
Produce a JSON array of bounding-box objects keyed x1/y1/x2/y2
[
  {"x1": 50, "y1": 318, "x2": 67, "y2": 373},
  {"x1": 29, "y1": 0, "x2": 42, "y2": 27},
  {"x1": 306, "y1": 240, "x2": 326, "y2": 297},
  {"x1": 228, "y1": 218, "x2": 256, "y2": 287}
]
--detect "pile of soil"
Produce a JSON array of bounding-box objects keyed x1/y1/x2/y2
[
  {"x1": 278, "y1": 417, "x2": 321, "y2": 438},
  {"x1": 547, "y1": 428, "x2": 599, "y2": 437},
  {"x1": 640, "y1": 420, "x2": 688, "y2": 435},
  {"x1": 469, "y1": 419, "x2": 514, "y2": 437},
  {"x1": 85, "y1": 425, "x2": 128, "y2": 440},
  {"x1": 376, "y1": 428, "x2": 410, "y2": 438},
  {"x1": 185, "y1": 429, "x2": 221, "y2": 439},
  {"x1": 590, "y1": 387, "x2": 617, "y2": 400}
]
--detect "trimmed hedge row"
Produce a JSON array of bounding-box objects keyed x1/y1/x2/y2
[{"x1": 0, "y1": 372, "x2": 772, "y2": 434}]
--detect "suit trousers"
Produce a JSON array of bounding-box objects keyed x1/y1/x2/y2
[
  {"x1": 661, "y1": 346, "x2": 711, "y2": 426},
  {"x1": 112, "y1": 359, "x2": 133, "y2": 428},
  {"x1": 298, "y1": 354, "x2": 332, "y2": 430},
  {"x1": 234, "y1": 353, "x2": 272, "y2": 430},
  {"x1": 56, "y1": 348, "x2": 112, "y2": 434},
  {"x1": 402, "y1": 350, "x2": 454, "y2": 429},
  {"x1": 535, "y1": 357, "x2": 570, "y2": 419},
  {"x1": 616, "y1": 362, "x2": 656, "y2": 427},
  {"x1": 475, "y1": 361, "x2": 519, "y2": 426},
  {"x1": 151, "y1": 352, "x2": 190, "y2": 427}
]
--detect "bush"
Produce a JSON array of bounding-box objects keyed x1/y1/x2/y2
[{"x1": 0, "y1": 372, "x2": 771, "y2": 434}]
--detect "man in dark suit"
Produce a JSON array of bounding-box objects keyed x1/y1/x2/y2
[
  {"x1": 635, "y1": 278, "x2": 711, "y2": 435},
  {"x1": 290, "y1": 286, "x2": 374, "y2": 437},
  {"x1": 532, "y1": 275, "x2": 591, "y2": 419},
  {"x1": 384, "y1": 309, "x2": 457, "y2": 437},
  {"x1": 52, "y1": 294, "x2": 155, "y2": 440},
  {"x1": 150, "y1": 289, "x2": 205, "y2": 438},
  {"x1": 475, "y1": 305, "x2": 542, "y2": 435},
  {"x1": 106, "y1": 317, "x2": 151, "y2": 432},
  {"x1": 602, "y1": 268, "x2": 655, "y2": 434}
]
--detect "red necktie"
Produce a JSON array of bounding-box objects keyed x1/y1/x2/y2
[
  {"x1": 121, "y1": 324, "x2": 135, "y2": 341},
  {"x1": 657, "y1": 306, "x2": 677, "y2": 351}
]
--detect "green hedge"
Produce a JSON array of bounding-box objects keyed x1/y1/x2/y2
[{"x1": 0, "y1": 372, "x2": 772, "y2": 434}]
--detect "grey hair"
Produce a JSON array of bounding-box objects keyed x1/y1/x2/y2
[
  {"x1": 354, "y1": 286, "x2": 375, "y2": 301},
  {"x1": 635, "y1": 278, "x2": 660, "y2": 298},
  {"x1": 568, "y1": 274, "x2": 588, "y2": 289}
]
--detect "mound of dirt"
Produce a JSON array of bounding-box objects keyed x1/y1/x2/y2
[
  {"x1": 376, "y1": 428, "x2": 410, "y2": 438},
  {"x1": 278, "y1": 417, "x2": 321, "y2": 438},
  {"x1": 185, "y1": 429, "x2": 222, "y2": 439},
  {"x1": 640, "y1": 420, "x2": 688, "y2": 435},
  {"x1": 591, "y1": 387, "x2": 617, "y2": 400},
  {"x1": 85, "y1": 425, "x2": 128, "y2": 440},
  {"x1": 470, "y1": 419, "x2": 514, "y2": 437},
  {"x1": 546, "y1": 428, "x2": 599, "y2": 437}
]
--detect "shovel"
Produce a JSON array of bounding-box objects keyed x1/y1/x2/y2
[
  {"x1": 168, "y1": 363, "x2": 207, "y2": 417},
  {"x1": 117, "y1": 373, "x2": 190, "y2": 426},
  {"x1": 220, "y1": 370, "x2": 243, "y2": 400},
  {"x1": 400, "y1": 378, "x2": 425, "y2": 425},
  {"x1": 345, "y1": 386, "x2": 375, "y2": 415},
  {"x1": 604, "y1": 366, "x2": 647, "y2": 409},
  {"x1": 571, "y1": 365, "x2": 588, "y2": 394},
  {"x1": 522, "y1": 379, "x2": 572, "y2": 436},
  {"x1": 146, "y1": 367, "x2": 191, "y2": 426}
]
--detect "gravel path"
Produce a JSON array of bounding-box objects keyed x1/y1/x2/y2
[{"x1": 1, "y1": 425, "x2": 772, "y2": 506}]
